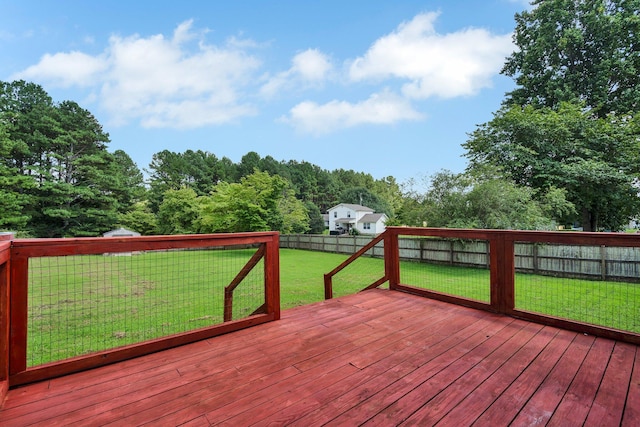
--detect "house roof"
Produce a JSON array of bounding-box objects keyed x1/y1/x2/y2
[
  {"x1": 360, "y1": 213, "x2": 387, "y2": 223},
  {"x1": 336, "y1": 218, "x2": 357, "y2": 224},
  {"x1": 328, "y1": 203, "x2": 374, "y2": 212}
]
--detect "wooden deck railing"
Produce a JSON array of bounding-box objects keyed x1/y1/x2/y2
[
  {"x1": 325, "y1": 227, "x2": 640, "y2": 346},
  {"x1": 0, "y1": 232, "x2": 280, "y2": 391},
  {"x1": 0, "y1": 233, "x2": 13, "y2": 406}
]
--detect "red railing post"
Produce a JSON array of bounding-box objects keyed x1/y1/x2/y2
[
  {"x1": 489, "y1": 232, "x2": 515, "y2": 314},
  {"x1": 324, "y1": 273, "x2": 333, "y2": 299},
  {"x1": 0, "y1": 233, "x2": 13, "y2": 405},
  {"x1": 8, "y1": 253, "x2": 28, "y2": 377},
  {"x1": 384, "y1": 229, "x2": 399, "y2": 291},
  {"x1": 265, "y1": 233, "x2": 280, "y2": 321}
]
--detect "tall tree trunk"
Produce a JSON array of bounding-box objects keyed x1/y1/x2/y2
[
  {"x1": 581, "y1": 207, "x2": 600, "y2": 232},
  {"x1": 582, "y1": 208, "x2": 593, "y2": 232}
]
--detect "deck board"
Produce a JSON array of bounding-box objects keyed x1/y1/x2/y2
[{"x1": 1, "y1": 289, "x2": 637, "y2": 426}]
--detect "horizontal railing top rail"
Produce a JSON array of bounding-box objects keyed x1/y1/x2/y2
[
  {"x1": 387, "y1": 226, "x2": 640, "y2": 246},
  {"x1": 11, "y1": 231, "x2": 278, "y2": 257}
]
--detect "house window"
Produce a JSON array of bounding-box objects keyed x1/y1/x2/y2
[
  {"x1": 333, "y1": 211, "x2": 337, "y2": 218},
  {"x1": 347, "y1": 212, "x2": 351, "y2": 218},
  {"x1": 364, "y1": 223, "x2": 371, "y2": 230}
]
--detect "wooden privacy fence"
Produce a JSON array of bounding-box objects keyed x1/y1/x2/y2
[
  {"x1": 0, "y1": 232, "x2": 280, "y2": 395},
  {"x1": 281, "y1": 233, "x2": 640, "y2": 282}
]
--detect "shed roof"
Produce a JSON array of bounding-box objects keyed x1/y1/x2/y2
[{"x1": 103, "y1": 227, "x2": 141, "y2": 237}]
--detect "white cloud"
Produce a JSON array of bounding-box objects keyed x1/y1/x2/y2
[
  {"x1": 283, "y1": 90, "x2": 423, "y2": 135},
  {"x1": 260, "y1": 48, "x2": 332, "y2": 98},
  {"x1": 10, "y1": 12, "x2": 514, "y2": 134},
  {"x1": 292, "y1": 49, "x2": 332, "y2": 82},
  {"x1": 15, "y1": 51, "x2": 108, "y2": 87},
  {"x1": 349, "y1": 12, "x2": 513, "y2": 99},
  {"x1": 12, "y1": 20, "x2": 261, "y2": 129}
]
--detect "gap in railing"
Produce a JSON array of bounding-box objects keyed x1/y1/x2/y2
[{"x1": 27, "y1": 244, "x2": 265, "y2": 367}]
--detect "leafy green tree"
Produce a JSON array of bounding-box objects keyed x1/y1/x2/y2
[
  {"x1": 503, "y1": 0, "x2": 640, "y2": 117},
  {"x1": 237, "y1": 151, "x2": 262, "y2": 179},
  {"x1": 464, "y1": 103, "x2": 640, "y2": 231},
  {"x1": 197, "y1": 181, "x2": 267, "y2": 233},
  {"x1": 459, "y1": 179, "x2": 553, "y2": 230},
  {"x1": 466, "y1": 1, "x2": 640, "y2": 231},
  {"x1": 340, "y1": 187, "x2": 392, "y2": 216},
  {"x1": 372, "y1": 176, "x2": 403, "y2": 217},
  {"x1": 146, "y1": 149, "x2": 239, "y2": 212},
  {"x1": 118, "y1": 201, "x2": 157, "y2": 235},
  {"x1": 287, "y1": 160, "x2": 318, "y2": 202},
  {"x1": 397, "y1": 170, "x2": 569, "y2": 230},
  {"x1": 197, "y1": 171, "x2": 309, "y2": 233},
  {"x1": 304, "y1": 201, "x2": 326, "y2": 234},
  {"x1": 313, "y1": 169, "x2": 340, "y2": 212},
  {"x1": 156, "y1": 187, "x2": 201, "y2": 234},
  {"x1": 331, "y1": 169, "x2": 375, "y2": 192},
  {"x1": 30, "y1": 101, "x2": 117, "y2": 237},
  {"x1": 146, "y1": 150, "x2": 191, "y2": 212},
  {"x1": 112, "y1": 150, "x2": 146, "y2": 211},
  {"x1": 1, "y1": 81, "x2": 133, "y2": 236},
  {"x1": 278, "y1": 188, "x2": 310, "y2": 234},
  {"x1": 259, "y1": 155, "x2": 289, "y2": 180},
  {"x1": 286, "y1": 160, "x2": 340, "y2": 211},
  {"x1": 0, "y1": 122, "x2": 32, "y2": 230},
  {"x1": 421, "y1": 171, "x2": 471, "y2": 228}
]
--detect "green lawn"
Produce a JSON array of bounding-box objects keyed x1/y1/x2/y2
[{"x1": 25, "y1": 247, "x2": 640, "y2": 366}]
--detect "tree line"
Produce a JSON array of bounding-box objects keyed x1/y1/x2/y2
[
  {"x1": 0, "y1": 80, "x2": 406, "y2": 237},
  {"x1": 1, "y1": 0, "x2": 639, "y2": 237}
]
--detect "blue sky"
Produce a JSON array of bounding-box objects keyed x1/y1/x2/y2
[{"x1": 1, "y1": 0, "x2": 531, "y2": 185}]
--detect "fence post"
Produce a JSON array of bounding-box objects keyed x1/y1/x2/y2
[
  {"x1": 600, "y1": 245, "x2": 606, "y2": 281},
  {"x1": 449, "y1": 239, "x2": 455, "y2": 265}
]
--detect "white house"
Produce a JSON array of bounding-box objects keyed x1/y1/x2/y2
[{"x1": 327, "y1": 203, "x2": 387, "y2": 235}]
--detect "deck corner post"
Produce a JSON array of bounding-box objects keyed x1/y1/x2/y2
[
  {"x1": 267, "y1": 233, "x2": 281, "y2": 321},
  {"x1": 384, "y1": 229, "x2": 400, "y2": 291},
  {"x1": 0, "y1": 233, "x2": 13, "y2": 406}
]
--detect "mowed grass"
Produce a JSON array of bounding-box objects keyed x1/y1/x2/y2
[
  {"x1": 26, "y1": 248, "x2": 640, "y2": 366},
  {"x1": 398, "y1": 259, "x2": 640, "y2": 333}
]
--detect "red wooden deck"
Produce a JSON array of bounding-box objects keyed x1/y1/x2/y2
[{"x1": 1, "y1": 289, "x2": 639, "y2": 426}]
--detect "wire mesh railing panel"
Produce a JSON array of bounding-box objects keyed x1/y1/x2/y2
[
  {"x1": 27, "y1": 246, "x2": 264, "y2": 367},
  {"x1": 331, "y1": 244, "x2": 386, "y2": 298},
  {"x1": 398, "y1": 237, "x2": 491, "y2": 303},
  {"x1": 515, "y1": 243, "x2": 640, "y2": 333}
]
